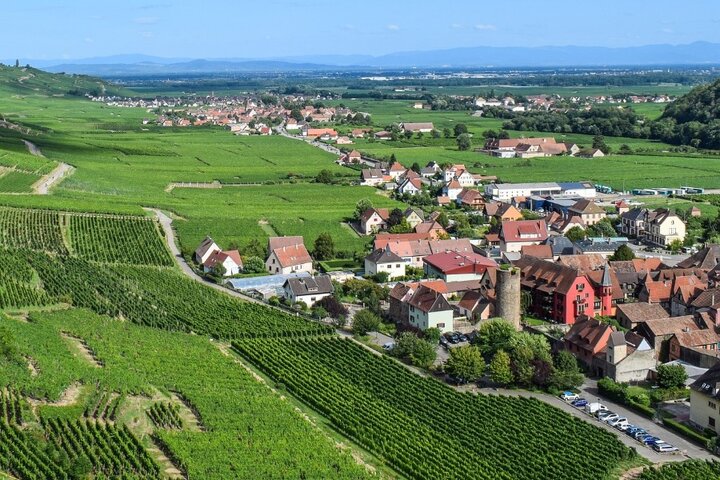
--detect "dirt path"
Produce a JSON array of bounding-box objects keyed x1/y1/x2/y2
[
  {"x1": 22, "y1": 140, "x2": 44, "y2": 157},
  {"x1": 147, "y1": 438, "x2": 186, "y2": 480},
  {"x1": 28, "y1": 383, "x2": 83, "y2": 412},
  {"x1": 33, "y1": 162, "x2": 75, "y2": 194},
  {"x1": 61, "y1": 332, "x2": 103, "y2": 368}
]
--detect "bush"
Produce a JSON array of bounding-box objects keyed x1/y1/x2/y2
[
  {"x1": 662, "y1": 418, "x2": 712, "y2": 446},
  {"x1": 352, "y1": 309, "x2": 381, "y2": 336}
]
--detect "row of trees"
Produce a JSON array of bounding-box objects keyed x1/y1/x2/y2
[{"x1": 474, "y1": 319, "x2": 584, "y2": 390}]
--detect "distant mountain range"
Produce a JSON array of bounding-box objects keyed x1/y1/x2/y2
[{"x1": 8, "y1": 42, "x2": 720, "y2": 76}]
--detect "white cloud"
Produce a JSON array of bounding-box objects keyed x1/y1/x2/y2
[
  {"x1": 661, "y1": 28, "x2": 674, "y2": 34},
  {"x1": 386, "y1": 24, "x2": 400, "y2": 31},
  {"x1": 451, "y1": 23, "x2": 463, "y2": 29},
  {"x1": 84, "y1": 37, "x2": 94, "y2": 44},
  {"x1": 474, "y1": 24, "x2": 496, "y2": 31},
  {"x1": 134, "y1": 16, "x2": 158, "y2": 25}
]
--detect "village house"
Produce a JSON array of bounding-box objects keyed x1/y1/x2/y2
[
  {"x1": 564, "y1": 317, "x2": 614, "y2": 367},
  {"x1": 397, "y1": 177, "x2": 423, "y2": 196},
  {"x1": 634, "y1": 315, "x2": 701, "y2": 358},
  {"x1": 620, "y1": 208, "x2": 686, "y2": 246},
  {"x1": 194, "y1": 236, "x2": 221, "y2": 264},
  {"x1": 576, "y1": 148, "x2": 605, "y2": 158},
  {"x1": 423, "y1": 251, "x2": 497, "y2": 282},
  {"x1": 599, "y1": 331, "x2": 657, "y2": 383},
  {"x1": 443, "y1": 179, "x2": 463, "y2": 201},
  {"x1": 456, "y1": 188, "x2": 485, "y2": 210},
  {"x1": 407, "y1": 284, "x2": 454, "y2": 333},
  {"x1": 374, "y1": 236, "x2": 474, "y2": 269},
  {"x1": 573, "y1": 237, "x2": 630, "y2": 258},
  {"x1": 668, "y1": 328, "x2": 720, "y2": 362},
  {"x1": 401, "y1": 122, "x2": 434, "y2": 133},
  {"x1": 456, "y1": 290, "x2": 494, "y2": 323},
  {"x1": 568, "y1": 199, "x2": 606, "y2": 226},
  {"x1": 360, "y1": 208, "x2": 390, "y2": 235},
  {"x1": 616, "y1": 302, "x2": 670, "y2": 330},
  {"x1": 500, "y1": 219, "x2": 549, "y2": 253},
  {"x1": 364, "y1": 248, "x2": 406, "y2": 280},
  {"x1": 266, "y1": 236, "x2": 313, "y2": 275},
  {"x1": 403, "y1": 208, "x2": 424, "y2": 229},
  {"x1": 388, "y1": 280, "x2": 448, "y2": 324},
  {"x1": 514, "y1": 257, "x2": 614, "y2": 324},
  {"x1": 202, "y1": 250, "x2": 243, "y2": 276},
  {"x1": 689, "y1": 363, "x2": 720, "y2": 434},
  {"x1": 360, "y1": 169, "x2": 387, "y2": 187},
  {"x1": 283, "y1": 275, "x2": 333, "y2": 307},
  {"x1": 415, "y1": 220, "x2": 447, "y2": 239}
]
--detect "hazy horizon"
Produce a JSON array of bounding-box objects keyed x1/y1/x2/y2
[{"x1": 4, "y1": 0, "x2": 720, "y2": 61}]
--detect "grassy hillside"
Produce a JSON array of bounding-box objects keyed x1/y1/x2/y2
[{"x1": 0, "y1": 64, "x2": 131, "y2": 97}]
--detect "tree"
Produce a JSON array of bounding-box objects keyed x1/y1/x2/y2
[
  {"x1": 244, "y1": 237, "x2": 265, "y2": 259},
  {"x1": 587, "y1": 218, "x2": 617, "y2": 238},
  {"x1": 443, "y1": 127, "x2": 452, "y2": 138},
  {"x1": 409, "y1": 340, "x2": 436, "y2": 369},
  {"x1": 243, "y1": 256, "x2": 265, "y2": 273},
  {"x1": 445, "y1": 345, "x2": 485, "y2": 382},
  {"x1": 489, "y1": 350, "x2": 513, "y2": 385},
  {"x1": 618, "y1": 144, "x2": 633, "y2": 155},
  {"x1": 14, "y1": 59, "x2": 19, "y2": 68},
  {"x1": 456, "y1": 133, "x2": 471, "y2": 151},
  {"x1": 315, "y1": 169, "x2": 334, "y2": 184},
  {"x1": 423, "y1": 327, "x2": 442, "y2": 345},
  {"x1": 549, "y1": 350, "x2": 584, "y2": 390},
  {"x1": 565, "y1": 226, "x2": 585, "y2": 242},
  {"x1": 352, "y1": 309, "x2": 380, "y2": 335},
  {"x1": 388, "y1": 218, "x2": 412, "y2": 234},
  {"x1": 669, "y1": 239, "x2": 683, "y2": 254},
  {"x1": 657, "y1": 363, "x2": 688, "y2": 390},
  {"x1": 313, "y1": 233, "x2": 335, "y2": 260},
  {"x1": 387, "y1": 208, "x2": 405, "y2": 228},
  {"x1": 315, "y1": 296, "x2": 348, "y2": 319},
  {"x1": 454, "y1": 123, "x2": 468, "y2": 137},
  {"x1": 592, "y1": 134, "x2": 610, "y2": 154},
  {"x1": 411, "y1": 162, "x2": 421, "y2": 174},
  {"x1": 474, "y1": 319, "x2": 516, "y2": 358},
  {"x1": 354, "y1": 199, "x2": 373, "y2": 219},
  {"x1": 510, "y1": 345, "x2": 535, "y2": 386},
  {"x1": 436, "y1": 211, "x2": 450, "y2": 229},
  {"x1": 393, "y1": 332, "x2": 421, "y2": 359},
  {"x1": 311, "y1": 306, "x2": 329, "y2": 319},
  {"x1": 290, "y1": 108, "x2": 303, "y2": 121},
  {"x1": 609, "y1": 244, "x2": 635, "y2": 261}
]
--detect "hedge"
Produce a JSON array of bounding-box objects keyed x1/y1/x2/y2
[{"x1": 662, "y1": 418, "x2": 712, "y2": 447}]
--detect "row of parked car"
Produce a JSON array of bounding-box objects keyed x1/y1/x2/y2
[
  {"x1": 439, "y1": 331, "x2": 470, "y2": 349},
  {"x1": 560, "y1": 392, "x2": 679, "y2": 454}
]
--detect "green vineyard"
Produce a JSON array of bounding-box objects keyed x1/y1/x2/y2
[
  {"x1": 1, "y1": 247, "x2": 331, "y2": 338},
  {"x1": 68, "y1": 215, "x2": 173, "y2": 266},
  {"x1": 233, "y1": 336, "x2": 636, "y2": 480},
  {"x1": 0, "y1": 389, "x2": 23, "y2": 424},
  {"x1": 147, "y1": 402, "x2": 183, "y2": 430},
  {"x1": 42, "y1": 418, "x2": 160, "y2": 479},
  {"x1": 637, "y1": 460, "x2": 720, "y2": 479},
  {"x1": 84, "y1": 389, "x2": 123, "y2": 422},
  {"x1": 0, "y1": 207, "x2": 172, "y2": 266},
  {"x1": 0, "y1": 207, "x2": 67, "y2": 254},
  {"x1": 0, "y1": 422, "x2": 68, "y2": 480}
]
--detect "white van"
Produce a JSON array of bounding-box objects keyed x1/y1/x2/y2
[{"x1": 584, "y1": 402, "x2": 607, "y2": 414}]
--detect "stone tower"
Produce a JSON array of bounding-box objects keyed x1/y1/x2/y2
[{"x1": 496, "y1": 267, "x2": 522, "y2": 330}]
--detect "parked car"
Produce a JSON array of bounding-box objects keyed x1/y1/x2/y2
[
  {"x1": 595, "y1": 409, "x2": 612, "y2": 418},
  {"x1": 641, "y1": 436, "x2": 661, "y2": 445},
  {"x1": 439, "y1": 336, "x2": 449, "y2": 348},
  {"x1": 382, "y1": 342, "x2": 395, "y2": 351},
  {"x1": 608, "y1": 417, "x2": 628, "y2": 428},
  {"x1": 585, "y1": 403, "x2": 608, "y2": 415},
  {"x1": 600, "y1": 413, "x2": 619, "y2": 423},
  {"x1": 616, "y1": 423, "x2": 633, "y2": 431},
  {"x1": 446, "y1": 374, "x2": 467, "y2": 386},
  {"x1": 652, "y1": 443, "x2": 678, "y2": 453},
  {"x1": 560, "y1": 391, "x2": 579, "y2": 402},
  {"x1": 629, "y1": 429, "x2": 648, "y2": 439},
  {"x1": 635, "y1": 433, "x2": 653, "y2": 441},
  {"x1": 457, "y1": 333, "x2": 469, "y2": 343},
  {"x1": 447, "y1": 333, "x2": 461, "y2": 344},
  {"x1": 571, "y1": 399, "x2": 588, "y2": 408}
]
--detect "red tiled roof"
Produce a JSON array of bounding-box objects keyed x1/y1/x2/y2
[
  {"x1": 501, "y1": 220, "x2": 549, "y2": 243},
  {"x1": 272, "y1": 244, "x2": 312, "y2": 268},
  {"x1": 423, "y1": 251, "x2": 497, "y2": 275},
  {"x1": 521, "y1": 245, "x2": 553, "y2": 259}
]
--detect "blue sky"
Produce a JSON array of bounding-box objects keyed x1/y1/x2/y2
[{"x1": 4, "y1": 0, "x2": 720, "y2": 60}]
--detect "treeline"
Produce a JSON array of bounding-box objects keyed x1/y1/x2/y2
[
  {"x1": 652, "y1": 78, "x2": 720, "y2": 148},
  {"x1": 503, "y1": 107, "x2": 649, "y2": 138}
]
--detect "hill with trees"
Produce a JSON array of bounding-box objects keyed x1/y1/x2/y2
[{"x1": 653, "y1": 78, "x2": 720, "y2": 148}]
